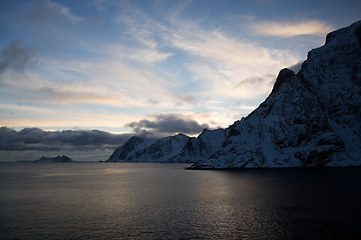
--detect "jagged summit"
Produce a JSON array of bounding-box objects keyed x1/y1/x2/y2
[{"x1": 107, "y1": 21, "x2": 361, "y2": 168}]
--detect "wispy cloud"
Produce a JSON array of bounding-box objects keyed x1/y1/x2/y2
[
  {"x1": 37, "y1": 83, "x2": 125, "y2": 106},
  {"x1": 249, "y1": 20, "x2": 334, "y2": 37},
  {"x1": 87, "y1": 3, "x2": 302, "y2": 124},
  {"x1": 81, "y1": 1, "x2": 300, "y2": 105},
  {"x1": 167, "y1": 20, "x2": 297, "y2": 67},
  {"x1": 0, "y1": 102, "x2": 139, "y2": 129},
  {"x1": 24, "y1": 0, "x2": 82, "y2": 24},
  {"x1": 1, "y1": 69, "x2": 127, "y2": 107},
  {"x1": 173, "y1": 95, "x2": 197, "y2": 107},
  {"x1": 161, "y1": 19, "x2": 299, "y2": 100},
  {"x1": 1, "y1": 56, "x2": 174, "y2": 108},
  {"x1": 102, "y1": 44, "x2": 172, "y2": 64}
]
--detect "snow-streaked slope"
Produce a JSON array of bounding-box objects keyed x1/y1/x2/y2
[
  {"x1": 170, "y1": 128, "x2": 229, "y2": 162},
  {"x1": 106, "y1": 134, "x2": 190, "y2": 162},
  {"x1": 106, "y1": 136, "x2": 156, "y2": 162},
  {"x1": 106, "y1": 128, "x2": 229, "y2": 163},
  {"x1": 189, "y1": 20, "x2": 361, "y2": 169}
]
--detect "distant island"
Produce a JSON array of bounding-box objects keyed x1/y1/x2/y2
[{"x1": 18, "y1": 155, "x2": 74, "y2": 162}]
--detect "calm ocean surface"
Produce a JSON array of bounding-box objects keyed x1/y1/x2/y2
[{"x1": 1, "y1": 162, "x2": 360, "y2": 239}]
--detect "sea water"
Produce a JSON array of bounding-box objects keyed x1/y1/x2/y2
[{"x1": 1, "y1": 162, "x2": 360, "y2": 239}]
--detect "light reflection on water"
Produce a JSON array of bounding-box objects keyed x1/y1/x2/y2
[{"x1": 1, "y1": 162, "x2": 360, "y2": 239}]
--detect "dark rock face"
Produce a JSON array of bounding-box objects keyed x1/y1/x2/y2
[
  {"x1": 52, "y1": 155, "x2": 74, "y2": 162},
  {"x1": 34, "y1": 155, "x2": 74, "y2": 162}
]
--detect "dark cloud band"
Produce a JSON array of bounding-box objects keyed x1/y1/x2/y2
[
  {"x1": 0, "y1": 115, "x2": 208, "y2": 152},
  {"x1": 125, "y1": 114, "x2": 209, "y2": 135},
  {"x1": 0, "y1": 127, "x2": 131, "y2": 152}
]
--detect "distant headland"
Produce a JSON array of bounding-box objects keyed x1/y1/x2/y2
[{"x1": 17, "y1": 155, "x2": 74, "y2": 162}]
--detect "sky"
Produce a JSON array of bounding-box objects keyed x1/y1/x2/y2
[{"x1": 1, "y1": 0, "x2": 360, "y2": 162}]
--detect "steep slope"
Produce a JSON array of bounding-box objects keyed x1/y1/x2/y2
[
  {"x1": 170, "y1": 128, "x2": 229, "y2": 162},
  {"x1": 106, "y1": 128, "x2": 228, "y2": 163},
  {"x1": 106, "y1": 137, "x2": 156, "y2": 162},
  {"x1": 106, "y1": 134, "x2": 190, "y2": 162},
  {"x1": 189, "y1": 20, "x2": 361, "y2": 169}
]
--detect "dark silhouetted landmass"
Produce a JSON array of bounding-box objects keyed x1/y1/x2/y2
[{"x1": 18, "y1": 155, "x2": 74, "y2": 162}]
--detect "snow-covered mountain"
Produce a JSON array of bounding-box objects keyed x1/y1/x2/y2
[
  {"x1": 190, "y1": 20, "x2": 361, "y2": 169},
  {"x1": 170, "y1": 128, "x2": 229, "y2": 163},
  {"x1": 107, "y1": 21, "x2": 361, "y2": 168},
  {"x1": 106, "y1": 133, "x2": 190, "y2": 162},
  {"x1": 106, "y1": 136, "x2": 156, "y2": 162},
  {"x1": 106, "y1": 128, "x2": 229, "y2": 163}
]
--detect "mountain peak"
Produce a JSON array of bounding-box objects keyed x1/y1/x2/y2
[{"x1": 189, "y1": 20, "x2": 361, "y2": 169}]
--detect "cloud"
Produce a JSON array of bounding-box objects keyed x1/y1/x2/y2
[
  {"x1": 125, "y1": 114, "x2": 209, "y2": 137},
  {"x1": 250, "y1": 20, "x2": 333, "y2": 37},
  {"x1": 288, "y1": 60, "x2": 304, "y2": 74},
  {"x1": 146, "y1": 98, "x2": 160, "y2": 105},
  {"x1": 60, "y1": 59, "x2": 171, "y2": 99},
  {"x1": 128, "y1": 48, "x2": 172, "y2": 64},
  {"x1": 37, "y1": 82, "x2": 125, "y2": 106},
  {"x1": 174, "y1": 95, "x2": 197, "y2": 107},
  {"x1": 1, "y1": 71, "x2": 127, "y2": 106},
  {"x1": 17, "y1": 0, "x2": 83, "y2": 41},
  {"x1": 0, "y1": 39, "x2": 39, "y2": 77},
  {"x1": 167, "y1": 22, "x2": 297, "y2": 68},
  {"x1": 0, "y1": 127, "x2": 131, "y2": 151},
  {"x1": 82, "y1": 1, "x2": 300, "y2": 105},
  {"x1": 24, "y1": 0, "x2": 82, "y2": 25},
  {"x1": 160, "y1": 19, "x2": 299, "y2": 101},
  {"x1": 0, "y1": 101, "x2": 141, "y2": 131},
  {"x1": 113, "y1": 0, "x2": 162, "y2": 48},
  {"x1": 235, "y1": 75, "x2": 274, "y2": 87},
  {"x1": 102, "y1": 44, "x2": 172, "y2": 64},
  {"x1": 1, "y1": 55, "x2": 173, "y2": 108},
  {"x1": 0, "y1": 114, "x2": 210, "y2": 152}
]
